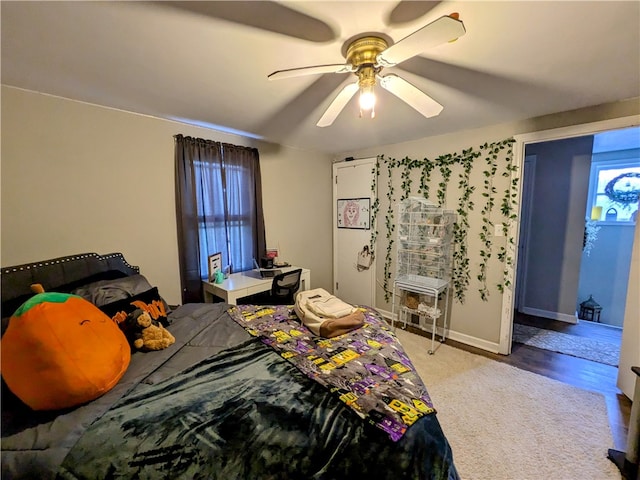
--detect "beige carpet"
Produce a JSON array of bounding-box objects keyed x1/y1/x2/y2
[{"x1": 396, "y1": 329, "x2": 621, "y2": 480}]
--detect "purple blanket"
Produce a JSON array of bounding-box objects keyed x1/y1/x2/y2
[{"x1": 228, "y1": 304, "x2": 436, "y2": 441}]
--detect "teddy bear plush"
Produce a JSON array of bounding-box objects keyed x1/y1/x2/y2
[{"x1": 126, "y1": 309, "x2": 175, "y2": 352}]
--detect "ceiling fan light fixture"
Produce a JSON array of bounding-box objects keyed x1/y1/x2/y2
[
  {"x1": 359, "y1": 85, "x2": 376, "y2": 111},
  {"x1": 357, "y1": 65, "x2": 377, "y2": 114},
  {"x1": 270, "y1": 15, "x2": 466, "y2": 127}
]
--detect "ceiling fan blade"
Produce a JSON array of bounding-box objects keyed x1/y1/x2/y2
[
  {"x1": 378, "y1": 74, "x2": 443, "y2": 118},
  {"x1": 377, "y1": 15, "x2": 466, "y2": 67},
  {"x1": 268, "y1": 63, "x2": 354, "y2": 81},
  {"x1": 387, "y1": 1, "x2": 442, "y2": 26},
  {"x1": 158, "y1": 1, "x2": 336, "y2": 43},
  {"x1": 317, "y1": 82, "x2": 359, "y2": 127}
]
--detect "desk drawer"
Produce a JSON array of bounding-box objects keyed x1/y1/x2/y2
[{"x1": 246, "y1": 284, "x2": 269, "y2": 296}]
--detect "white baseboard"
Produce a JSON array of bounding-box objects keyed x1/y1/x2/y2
[
  {"x1": 374, "y1": 307, "x2": 395, "y2": 322},
  {"x1": 376, "y1": 308, "x2": 501, "y2": 355},
  {"x1": 520, "y1": 306, "x2": 577, "y2": 324},
  {"x1": 447, "y1": 330, "x2": 501, "y2": 354}
]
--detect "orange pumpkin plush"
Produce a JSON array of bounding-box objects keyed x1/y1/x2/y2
[{"x1": 1, "y1": 292, "x2": 131, "y2": 411}]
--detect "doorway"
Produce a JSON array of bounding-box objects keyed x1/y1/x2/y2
[
  {"x1": 499, "y1": 115, "x2": 639, "y2": 356},
  {"x1": 515, "y1": 134, "x2": 594, "y2": 325},
  {"x1": 503, "y1": 119, "x2": 640, "y2": 376},
  {"x1": 511, "y1": 126, "x2": 638, "y2": 364}
]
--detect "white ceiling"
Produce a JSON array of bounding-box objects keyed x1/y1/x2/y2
[{"x1": 2, "y1": 1, "x2": 639, "y2": 155}]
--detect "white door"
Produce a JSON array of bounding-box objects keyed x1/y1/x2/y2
[{"x1": 333, "y1": 158, "x2": 376, "y2": 306}]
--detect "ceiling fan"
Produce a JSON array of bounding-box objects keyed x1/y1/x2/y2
[{"x1": 268, "y1": 13, "x2": 466, "y2": 127}]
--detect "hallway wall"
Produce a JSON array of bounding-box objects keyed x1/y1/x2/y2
[{"x1": 578, "y1": 224, "x2": 635, "y2": 327}]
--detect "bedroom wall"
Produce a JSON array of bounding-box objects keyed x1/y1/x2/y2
[
  {"x1": 338, "y1": 97, "x2": 640, "y2": 350},
  {"x1": 0, "y1": 86, "x2": 334, "y2": 306}
]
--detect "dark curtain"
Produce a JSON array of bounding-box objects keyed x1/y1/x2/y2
[{"x1": 175, "y1": 135, "x2": 266, "y2": 304}]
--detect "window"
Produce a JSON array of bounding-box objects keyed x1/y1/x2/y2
[
  {"x1": 194, "y1": 160, "x2": 255, "y2": 275},
  {"x1": 586, "y1": 153, "x2": 640, "y2": 223},
  {"x1": 174, "y1": 134, "x2": 265, "y2": 303}
]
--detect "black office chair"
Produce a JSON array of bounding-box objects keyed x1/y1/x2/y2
[
  {"x1": 269, "y1": 268, "x2": 302, "y2": 305},
  {"x1": 243, "y1": 268, "x2": 302, "y2": 305}
]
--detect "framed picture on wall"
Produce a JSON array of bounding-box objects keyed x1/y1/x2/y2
[
  {"x1": 208, "y1": 252, "x2": 222, "y2": 283},
  {"x1": 337, "y1": 198, "x2": 370, "y2": 229}
]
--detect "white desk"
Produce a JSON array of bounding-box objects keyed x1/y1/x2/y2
[{"x1": 202, "y1": 266, "x2": 311, "y2": 305}]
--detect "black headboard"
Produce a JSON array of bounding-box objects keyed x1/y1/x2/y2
[{"x1": 1, "y1": 252, "x2": 140, "y2": 315}]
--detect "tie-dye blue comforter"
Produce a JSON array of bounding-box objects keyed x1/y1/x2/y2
[{"x1": 2, "y1": 303, "x2": 459, "y2": 480}]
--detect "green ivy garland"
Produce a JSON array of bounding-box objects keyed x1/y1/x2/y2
[
  {"x1": 437, "y1": 156, "x2": 453, "y2": 207},
  {"x1": 418, "y1": 159, "x2": 434, "y2": 201},
  {"x1": 477, "y1": 142, "x2": 499, "y2": 300},
  {"x1": 497, "y1": 139, "x2": 518, "y2": 293},
  {"x1": 382, "y1": 158, "x2": 397, "y2": 300},
  {"x1": 369, "y1": 157, "x2": 381, "y2": 256},
  {"x1": 370, "y1": 138, "x2": 517, "y2": 304},
  {"x1": 452, "y1": 149, "x2": 478, "y2": 303},
  {"x1": 400, "y1": 157, "x2": 414, "y2": 201}
]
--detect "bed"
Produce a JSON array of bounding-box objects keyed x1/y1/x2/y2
[{"x1": 1, "y1": 252, "x2": 459, "y2": 480}]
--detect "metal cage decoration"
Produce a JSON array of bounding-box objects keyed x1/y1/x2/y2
[{"x1": 579, "y1": 294, "x2": 602, "y2": 323}]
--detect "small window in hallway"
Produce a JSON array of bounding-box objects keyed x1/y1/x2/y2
[{"x1": 587, "y1": 127, "x2": 640, "y2": 223}]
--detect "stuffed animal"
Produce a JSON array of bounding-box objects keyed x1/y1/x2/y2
[
  {"x1": 2, "y1": 290, "x2": 130, "y2": 410},
  {"x1": 126, "y1": 309, "x2": 175, "y2": 351}
]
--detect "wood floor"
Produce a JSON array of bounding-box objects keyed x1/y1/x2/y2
[{"x1": 410, "y1": 312, "x2": 631, "y2": 451}]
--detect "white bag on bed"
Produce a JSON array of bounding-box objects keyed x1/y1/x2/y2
[{"x1": 294, "y1": 288, "x2": 356, "y2": 335}]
